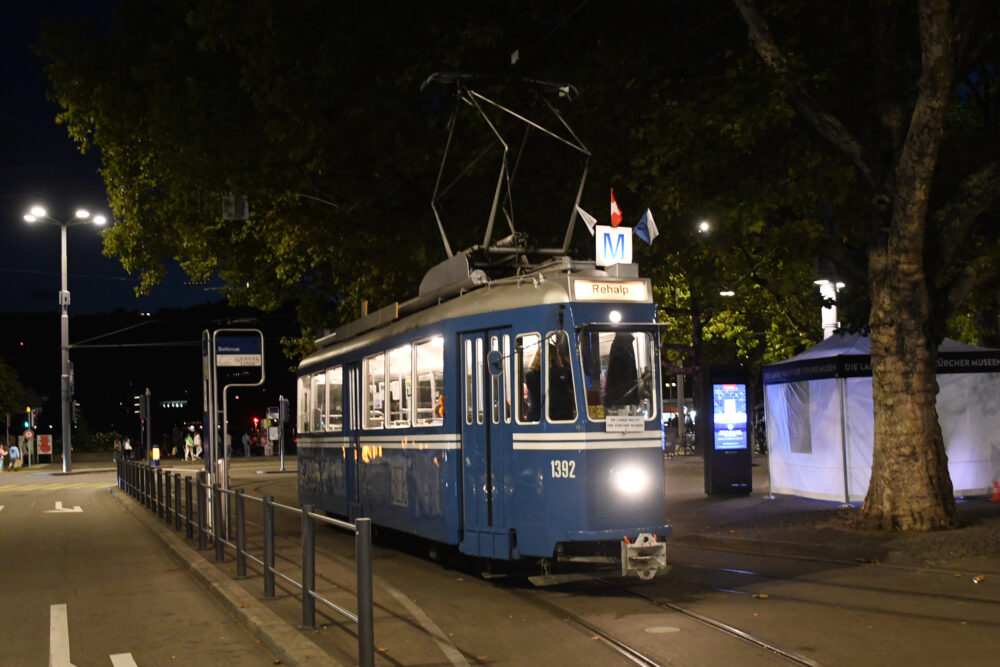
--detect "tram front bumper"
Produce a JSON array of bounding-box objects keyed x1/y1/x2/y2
[{"x1": 621, "y1": 532, "x2": 667, "y2": 580}]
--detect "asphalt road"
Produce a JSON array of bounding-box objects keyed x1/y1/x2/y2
[
  {"x1": 0, "y1": 468, "x2": 279, "y2": 666},
  {"x1": 8, "y1": 459, "x2": 1000, "y2": 666}
]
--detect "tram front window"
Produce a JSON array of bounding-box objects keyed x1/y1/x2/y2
[{"x1": 578, "y1": 330, "x2": 656, "y2": 421}]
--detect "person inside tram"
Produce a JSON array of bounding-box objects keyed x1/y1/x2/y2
[
  {"x1": 605, "y1": 332, "x2": 639, "y2": 410},
  {"x1": 548, "y1": 336, "x2": 576, "y2": 421},
  {"x1": 524, "y1": 349, "x2": 542, "y2": 422}
]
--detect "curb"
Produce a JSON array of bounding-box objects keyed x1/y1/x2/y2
[{"x1": 109, "y1": 487, "x2": 342, "y2": 667}]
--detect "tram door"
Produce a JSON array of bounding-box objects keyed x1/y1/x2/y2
[
  {"x1": 459, "y1": 329, "x2": 513, "y2": 558},
  {"x1": 346, "y1": 362, "x2": 362, "y2": 518}
]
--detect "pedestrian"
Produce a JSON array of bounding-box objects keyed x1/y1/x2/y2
[
  {"x1": 9, "y1": 442, "x2": 21, "y2": 471},
  {"x1": 193, "y1": 430, "x2": 203, "y2": 459},
  {"x1": 123, "y1": 438, "x2": 133, "y2": 460},
  {"x1": 0, "y1": 443, "x2": 6, "y2": 472},
  {"x1": 184, "y1": 429, "x2": 194, "y2": 461},
  {"x1": 242, "y1": 432, "x2": 251, "y2": 457},
  {"x1": 113, "y1": 439, "x2": 122, "y2": 462}
]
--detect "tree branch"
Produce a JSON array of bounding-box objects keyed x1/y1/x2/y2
[
  {"x1": 733, "y1": 0, "x2": 876, "y2": 189},
  {"x1": 934, "y1": 160, "x2": 1000, "y2": 271},
  {"x1": 943, "y1": 255, "x2": 1000, "y2": 314}
]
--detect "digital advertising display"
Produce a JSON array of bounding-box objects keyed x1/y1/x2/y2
[{"x1": 712, "y1": 383, "x2": 748, "y2": 451}]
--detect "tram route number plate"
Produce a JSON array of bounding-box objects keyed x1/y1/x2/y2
[{"x1": 606, "y1": 415, "x2": 644, "y2": 432}]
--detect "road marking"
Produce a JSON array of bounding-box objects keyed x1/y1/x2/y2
[
  {"x1": 46, "y1": 501, "x2": 83, "y2": 513},
  {"x1": 110, "y1": 654, "x2": 138, "y2": 666},
  {"x1": 0, "y1": 482, "x2": 108, "y2": 493},
  {"x1": 0, "y1": 505, "x2": 4, "y2": 512},
  {"x1": 50, "y1": 603, "x2": 76, "y2": 667}
]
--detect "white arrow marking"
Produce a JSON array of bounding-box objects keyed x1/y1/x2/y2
[
  {"x1": 46, "y1": 501, "x2": 83, "y2": 513},
  {"x1": 110, "y1": 653, "x2": 138, "y2": 666},
  {"x1": 50, "y1": 603, "x2": 77, "y2": 667}
]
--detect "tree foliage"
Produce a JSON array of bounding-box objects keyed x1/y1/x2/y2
[{"x1": 40, "y1": 0, "x2": 830, "y2": 370}]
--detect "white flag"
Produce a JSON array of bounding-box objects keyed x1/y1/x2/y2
[{"x1": 577, "y1": 206, "x2": 598, "y2": 236}]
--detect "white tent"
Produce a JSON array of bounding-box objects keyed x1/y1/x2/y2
[{"x1": 763, "y1": 333, "x2": 1000, "y2": 502}]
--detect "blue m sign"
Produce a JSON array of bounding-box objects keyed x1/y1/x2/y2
[{"x1": 595, "y1": 225, "x2": 632, "y2": 267}]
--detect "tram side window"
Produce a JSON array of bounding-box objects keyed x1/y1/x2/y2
[
  {"x1": 310, "y1": 372, "x2": 326, "y2": 431},
  {"x1": 387, "y1": 344, "x2": 412, "y2": 427},
  {"x1": 326, "y1": 366, "x2": 343, "y2": 431},
  {"x1": 415, "y1": 337, "x2": 444, "y2": 425},
  {"x1": 515, "y1": 333, "x2": 542, "y2": 423},
  {"x1": 297, "y1": 376, "x2": 310, "y2": 432},
  {"x1": 546, "y1": 331, "x2": 577, "y2": 422},
  {"x1": 364, "y1": 352, "x2": 385, "y2": 429}
]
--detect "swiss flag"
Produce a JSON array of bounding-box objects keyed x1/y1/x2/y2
[{"x1": 610, "y1": 188, "x2": 623, "y2": 227}]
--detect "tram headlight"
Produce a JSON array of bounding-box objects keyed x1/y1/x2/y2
[{"x1": 611, "y1": 465, "x2": 649, "y2": 496}]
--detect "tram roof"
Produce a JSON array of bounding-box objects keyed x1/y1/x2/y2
[{"x1": 299, "y1": 257, "x2": 653, "y2": 371}]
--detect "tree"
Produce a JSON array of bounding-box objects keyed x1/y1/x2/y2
[
  {"x1": 734, "y1": 0, "x2": 1000, "y2": 530},
  {"x1": 0, "y1": 356, "x2": 34, "y2": 430}
]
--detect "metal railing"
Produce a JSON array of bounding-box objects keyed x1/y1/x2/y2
[{"x1": 117, "y1": 459, "x2": 374, "y2": 666}]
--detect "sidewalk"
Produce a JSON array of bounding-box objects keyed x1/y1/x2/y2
[{"x1": 664, "y1": 453, "x2": 1000, "y2": 572}]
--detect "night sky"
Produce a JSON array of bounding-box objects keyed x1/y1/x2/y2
[{"x1": 1, "y1": 1, "x2": 221, "y2": 316}]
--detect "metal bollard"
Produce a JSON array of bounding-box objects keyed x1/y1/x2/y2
[
  {"x1": 164, "y1": 471, "x2": 172, "y2": 525},
  {"x1": 156, "y1": 468, "x2": 164, "y2": 518},
  {"x1": 262, "y1": 495, "x2": 275, "y2": 598},
  {"x1": 175, "y1": 474, "x2": 182, "y2": 531},
  {"x1": 235, "y1": 489, "x2": 246, "y2": 578},
  {"x1": 147, "y1": 467, "x2": 154, "y2": 509},
  {"x1": 356, "y1": 518, "x2": 375, "y2": 667},
  {"x1": 185, "y1": 476, "x2": 194, "y2": 540},
  {"x1": 212, "y1": 483, "x2": 224, "y2": 562},
  {"x1": 301, "y1": 504, "x2": 315, "y2": 628},
  {"x1": 197, "y1": 474, "x2": 207, "y2": 550}
]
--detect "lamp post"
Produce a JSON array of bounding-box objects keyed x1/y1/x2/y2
[{"x1": 23, "y1": 206, "x2": 107, "y2": 473}]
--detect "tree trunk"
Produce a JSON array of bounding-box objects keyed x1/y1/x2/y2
[
  {"x1": 860, "y1": 247, "x2": 957, "y2": 530},
  {"x1": 857, "y1": 0, "x2": 958, "y2": 531}
]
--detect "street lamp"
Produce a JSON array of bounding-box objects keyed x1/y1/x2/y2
[{"x1": 23, "y1": 205, "x2": 108, "y2": 473}]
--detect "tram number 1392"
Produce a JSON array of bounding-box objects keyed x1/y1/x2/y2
[{"x1": 550, "y1": 459, "x2": 576, "y2": 479}]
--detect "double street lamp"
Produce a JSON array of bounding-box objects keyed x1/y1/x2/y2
[{"x1": 23, "y1": 206, "x2": 107, "y2": 473}]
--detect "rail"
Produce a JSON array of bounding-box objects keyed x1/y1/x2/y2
[{"x1": 116, "y1": 459, "x2": 374, "y2": 666}]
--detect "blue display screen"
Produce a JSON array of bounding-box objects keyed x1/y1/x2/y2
[{"x1": 712, "y1": 383, "x2": 747, "y2": 451}]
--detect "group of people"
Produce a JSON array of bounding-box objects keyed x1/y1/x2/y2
[
  {"x1": 0, "y1": 442, "x2": 24, "y2": 472},
  {"x1": 183, "y1": 429, "x2": 203, "y2": 461}
]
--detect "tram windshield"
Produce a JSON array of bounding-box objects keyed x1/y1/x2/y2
[{"x1": 578, "y1": 330, "x2": 656, "y2": 421}]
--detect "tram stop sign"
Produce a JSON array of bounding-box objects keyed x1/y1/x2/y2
[{"x1": 215, "y1": 332, "x2": 264, "y2": 384}]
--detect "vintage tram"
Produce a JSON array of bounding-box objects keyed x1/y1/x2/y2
[{"x1": 295, "y1": 252, "x2": 669, "y2": 580}]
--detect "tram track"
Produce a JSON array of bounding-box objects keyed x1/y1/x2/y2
[
  {"x1": 510, "y1": 577, "x2": 823, "y2": 667},
  {"x1": 669, "y1": 558, "x2": 1000, "y2": 609}
]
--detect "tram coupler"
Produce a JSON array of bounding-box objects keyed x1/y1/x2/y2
[{"x1": 621, "y1": 533, "x2": 667, "y2": 580}]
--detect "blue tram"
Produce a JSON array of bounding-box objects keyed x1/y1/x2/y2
[{"x1": 295, "y1": 253, "x2": 670, "y2": 580}]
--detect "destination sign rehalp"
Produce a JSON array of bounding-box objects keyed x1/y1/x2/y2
[
  {"x1": 572, "y1": 279, "x2": 648, "y2": 302},
  {"x1": 216, "y1": 335, "x2": 263, "y2": 367}
]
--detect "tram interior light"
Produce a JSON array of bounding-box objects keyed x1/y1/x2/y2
[
  {"x1": 611, "y1": 465, "x2": 649, "y2": 496},
  {"x1": 609, "y1": 309, "x2": 622, "y2": 323}
]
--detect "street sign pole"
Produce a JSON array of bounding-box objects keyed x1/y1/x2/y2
[
  {"x1": 278, "y1": 396, "x2": 289, "y2": 472},
  {"x1": 212, "y1": 328, "x2": 265, "y2": 537}
]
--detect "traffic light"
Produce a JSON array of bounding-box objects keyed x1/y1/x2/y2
[
  {"x1": 72, "y1": 401, "x2": 81, "y2": 424},
  {"x1": 133, "y1": 394, "x2": 148, "y2": 423},
  {"x1": 252, "y1": 416, "x2": 260, "y2": 428}
]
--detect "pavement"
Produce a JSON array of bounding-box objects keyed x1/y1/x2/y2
[{"x1": 15, "y1": 450, "x2": 1000, "y2": 665}]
